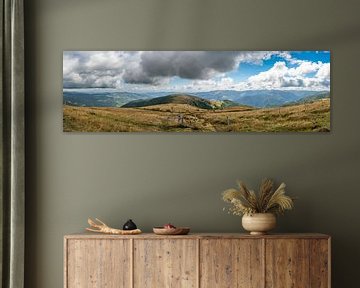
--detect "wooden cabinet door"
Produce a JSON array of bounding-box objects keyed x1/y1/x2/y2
[
  {"x1": 66, "y1": 239, "x2": 131, "y2": 288},
  {"x1": 309, "y1": 239, "x2": 330, "y2": 288},
  {"x1": 134, "y1": 239, "x2": 198, "y2": 288},
  {"x1": 266, "y1": 239, "x2": 310, "y2": 288},
  {"x1": 265, "y1": 239, "x2": 329, "y2": 288},
  {"x1": 200, "y1": 239, "x2": 264, "y2": 288}
]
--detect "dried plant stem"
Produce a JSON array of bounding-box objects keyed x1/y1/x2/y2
[
  {"x1": 86, "y1": 218, "x2": 142, "y2": 235},
  {"x1": 222, "y1": 179, "x2": 294, "y2": 216}
]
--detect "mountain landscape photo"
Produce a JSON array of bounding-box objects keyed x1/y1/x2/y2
[{"x1": 63, "y1": 51, "x2": 331, "y2": 132}]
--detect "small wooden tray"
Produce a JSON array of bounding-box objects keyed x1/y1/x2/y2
[{"x1": 153, "y1": 227, "x2": 190, "y2": 235}]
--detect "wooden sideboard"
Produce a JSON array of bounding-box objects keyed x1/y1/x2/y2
[{"x1": 64, "y1": 233, "x2": 330, "y2": 288}]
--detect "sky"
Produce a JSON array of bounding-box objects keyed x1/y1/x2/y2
[{"x1": 63, "y1": 51, "x2": 330, "y2": 92}]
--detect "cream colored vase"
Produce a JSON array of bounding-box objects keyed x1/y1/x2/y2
[{"x1": 242, "y1": 213, "x2": 276, "y2": 235}]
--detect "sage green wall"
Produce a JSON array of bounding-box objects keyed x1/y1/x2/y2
[{"x1": 25, "y1": 0, "x2": 360, "y2": 287}]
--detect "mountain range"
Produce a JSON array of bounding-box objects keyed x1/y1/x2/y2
[
  {"x1": 63, "y1": 89, "x2": 146, "y2": 107},
  {"x1": 63, "y1": 89, "x2": 330, "y2": 108},
  {"x1": 193, "y1": 90, "x2": 328, "y2": 107},
  {"x1": 285, "y1": 91, "x2": 330, "y2": 105},
  {"x1": 122, "y1": 94, "x2": 240, "y2": 110}
]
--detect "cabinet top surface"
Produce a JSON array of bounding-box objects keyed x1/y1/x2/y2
[{"x1": 64, "y1": 232, "x2": 330, "y2": 240}]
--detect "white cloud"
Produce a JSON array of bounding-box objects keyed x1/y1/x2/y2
[
  {"x1": 63, "y1": 51, "x2": 289, "y2": 88},
  {"x1": 63, "y1": 51, "x2": 141, "y2": 88},
  {"x1": 246, "y1": 61, "x2": 330, "y2": 90},
  {"x1": 63, "y1": 55, "x2": 79, "y2": 76},
  {"x1": 63, "y1": 51, "x2": 330, "y2": 91},
  {"x1": 85, "y1": 51, "x2": 127, "y2": 70},
  {"x1": 182, "y1": 77, "x2": 236, "y2": 91},
  {"x1": 316, "y1": 63, "x2": 330, "y2": 79}
]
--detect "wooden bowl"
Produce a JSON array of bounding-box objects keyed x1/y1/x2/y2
[{"x1": 153, "y1": 227, "x2": 190, "y2": 235}]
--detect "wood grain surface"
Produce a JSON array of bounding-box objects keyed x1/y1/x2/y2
[
  {"x1": 265, "y1": 239, "x2": 310, "y2": 288},
  {"x1": 64, "y1": 233, "x2": 330, "y2": 288},
  {"x1": 133, "y1": 239, "x2": 198, "y2": 288},
  {"x1": 309, "y1": 239, "x2": 330, "y2": 288},
  {"x1": 66, "y1": 239, "x2": 131, "y2": 288},
  {"x1": 65, "y1": 233, "x2": 330, "y2": 240},
  {"x1": 200, "y1": 239, "x2": 264, "y2": 288}
]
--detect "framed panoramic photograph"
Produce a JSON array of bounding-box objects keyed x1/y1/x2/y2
[{"x1": 63, "y1": 51, "x2": 330, "y2": 132}]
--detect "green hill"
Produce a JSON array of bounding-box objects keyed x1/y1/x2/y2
[
  {"x1": 284, "y1": 92, "x2": 330, "y2": 106},
  {"x1": 295, "y1": 91, "x2": 330, "y2": 104},
  {"x1": 122, "y1": 94, "x2": 216, "y2": 110}
]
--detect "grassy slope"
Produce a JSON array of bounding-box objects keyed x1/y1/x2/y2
[
  {"x1": 63, "y1": 99, "x2": 330, "y2": 132},
  {"x1": 122, "y1": 94, "x2": 214, "y2": 110}
]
